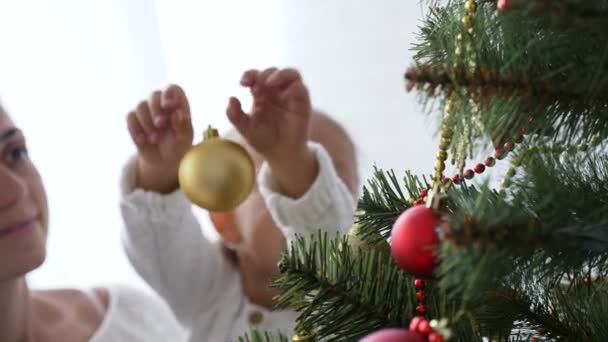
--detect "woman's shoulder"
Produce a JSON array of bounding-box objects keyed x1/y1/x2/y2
[
  {"x1": 33, "y1": 288, "x2": 107, "y2": 318},
  {"x1": 89, "y1": 284, "x2": 186, "y2": 341},
  {"x1": 35, "y1": 285, "x2": 185, "y2": 341},
  {"x1": 31, "y1": 288, "x2": 108, "y2": 341}
]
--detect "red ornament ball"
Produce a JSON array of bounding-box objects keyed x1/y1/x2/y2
[
  {"x1": 498, "y1": 0, "x2": 508, "y2": 11},
  {"x1": 390, "y1": 205, "x2": 440, "y2": 279},
  {"x1": 359, "y1": 329, "x2": 424, "y2": 342}
]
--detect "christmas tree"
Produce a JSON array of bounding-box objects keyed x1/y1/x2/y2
[{"x1": 241, "y1": 0, "x2": 608, "y2": 341}]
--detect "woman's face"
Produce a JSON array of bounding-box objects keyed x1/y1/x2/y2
[{"x1": 0, "y1": 107, "x2": 48, "y2": 281}]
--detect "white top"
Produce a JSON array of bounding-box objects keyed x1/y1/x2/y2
[
  {"x1": 120, "y1": 142, "x2": 355, "y2": 341},
  {"x1": 90, "y1": 285, "x2": 186, "y2": 341}
]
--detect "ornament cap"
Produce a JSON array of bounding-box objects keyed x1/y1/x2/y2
[
  {"x1": 203, "y1": 125, "x2": 219, "y2": 140},
  {"x1": 425, "y1": 184, "x2": 446, "y2": 210},
  {"x1": 292, "y1": 329, "x2": 316, "y2": 341}
]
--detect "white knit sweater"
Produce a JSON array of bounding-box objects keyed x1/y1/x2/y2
[
  {"x1": 120, "y1": 142, "x2": 355, "y2": 341},
  {"x1": 89, "y1": 285, "x2": 186, "y2": 341}
]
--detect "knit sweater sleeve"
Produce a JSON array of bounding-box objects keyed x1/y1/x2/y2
[
  {"x1": 257, "y1": 142, "x2": 356, "y2": 244},
  {"x1": 119, "y1": 156, "x2": 229, "y2": 329}
]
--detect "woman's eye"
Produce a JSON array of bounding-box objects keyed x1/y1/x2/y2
[{"x1": 7, "y1": 145, "x2": 29, "y2": 162}]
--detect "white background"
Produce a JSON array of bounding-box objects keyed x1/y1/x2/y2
[{"x1": 0, "y1": 1, "x2": 443, "y2": 289}]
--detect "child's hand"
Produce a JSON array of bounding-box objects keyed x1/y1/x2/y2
[
  {"x1": 126, "y1": 85, "x2": 194, "y2": 193},
  {"x1": 227, "y1": 68, "x2": 318, "y2": 197}
]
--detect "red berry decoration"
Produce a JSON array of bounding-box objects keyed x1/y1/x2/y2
[
  {"x1": 390, "y1": 205, "x2": 440, "y2": 279},
  {"x1": 409, "y1": 316, "x2": 425, "y2": 331},
  {"x1": 484, "y1": 156, "x2": 496, "y2": 167},
  {"x1": 474, "y1": 163, "x2": 485, "y2": 173},
  {"x1": 416, "y1": 291, "x2": 424, "y2": 302},
  {"x1": 420, "y1": 188, "x2": 429, "y2": 198},
  {"x1": 464, "y1": 169, "x2": 474, "y2": 179},
  {"x1": 417, "y1": 320, "x2": 432, "y2": 335},
  {"x1": 414, "y1": 279, "x2": 425, "y2": 289},
  {"x1": 452, "y1": 173, "x2": 461, "y2": 184},
  {"x1": 416, "y1": 304, "x2": 428, "y2": 315},
  {"x1": 495, "y1": 148, "x2": 506, "y2": 160},
  {"x1": 359, "y1": 329, "x2": 424, "y2": 342}
]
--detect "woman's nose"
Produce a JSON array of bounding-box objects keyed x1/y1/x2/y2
[{"x1": 0, "y1": 165, "x2": 27, "y2": 208}]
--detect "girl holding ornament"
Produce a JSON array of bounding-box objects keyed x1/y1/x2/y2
[
  {"x1": 120, "y1": 67, "x2": 360, "y2": 340},
  {"x1": 0, "y1": 105, "x2": 184, "y2": 341}
]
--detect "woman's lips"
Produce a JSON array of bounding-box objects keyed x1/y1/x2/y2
[{"x1": 0, "y1": 218, "x2": 38, "y2": 239}]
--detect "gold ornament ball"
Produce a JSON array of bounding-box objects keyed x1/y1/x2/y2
[
  {"x1": 178, "y1": 126, "x2": 255, "y2": 211},
  {"x1": 292, "y1": 329, "x2": 316, "y2": 341}
]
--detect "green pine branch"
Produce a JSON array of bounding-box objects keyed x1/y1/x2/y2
[
  {"x1": 474, "y1": 277, "x2": 608, "y2": 341},
  {"x1": 405, "y1": 63, "x2": 587, "y2": 102},
  {"x1": 356, "y1": 168, "x2": 427, "y2": 243},
  {"x1": 263, "y1": 2, "x2": 608, "y2": 339},
  {"x1": 410, "y1": 1, "x2": 608, "y2": 151},
  {"x1": 434, "y1": 150, "x2": 608, "y2": 339},
  {"x1": 440, "y1": 150, "x2": 608, "y2": 272},
  {"x1": 273, "y1": 232, "x2": 425, "y2": 341},
  {"x1": 497, "y1": 0, "x2": 608, "y2": 24},
  {"x1": 238, "y1": 330, "x2": 290, "y2": 342}
]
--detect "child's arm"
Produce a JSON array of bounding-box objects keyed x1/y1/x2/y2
[
  {"x1": 121, "y1": 86, "x2": 230, "y2": 328},
  {"x1": 258, "y1": 141, "x2": 355, "y2": 240},
  {"x1": 120, "y1": 158, "x2": 231, "y2": 328},
  {"x1": 226, "y1": 67, "x2": 356, "y2": 240}
]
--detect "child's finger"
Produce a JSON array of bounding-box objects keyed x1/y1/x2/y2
[
  {"x1": 135, "y1": 101, "x2": 159, "y2": 143},
  {"x1": 267, "y1": 68, "x2": 301, "y2": 88},
  {"x1": 226, "y1": 97, "x2": 250, "y2": 136},
  {"x1": 280, "y1": 80, "x2": 312, "y2": 115},
  {"x1": 161, "y1": 84, "x2": 190, "y2": 115},
  {"x1": 127, "y1": 111, "x2": 147, "y2": 147},
  {"x1": 149, "y1": 91, "x2": 167, "y2": 128},
  {"x1": 252, "y1": 67, "x2": 278, "y2": 95},
  {"x1": 171, "y1": 108, "x2": 193, "y2": 140},
  {"x1": 240, "y1": 69, "x2": 260, "y2": 87}
]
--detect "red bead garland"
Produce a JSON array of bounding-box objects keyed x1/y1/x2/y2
[
  {"x1": 409, "y1": 316, "x2": 449, "y2": 341},
  {"x1": 416, "y1": 304, "x2": 428, "y2": 316},
  {"x1": 463, "y1": 169, "x2": 474, "y2": 179},
  {"x1": 414, "y1": 278, "x2": 427, "y2": 317}
]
